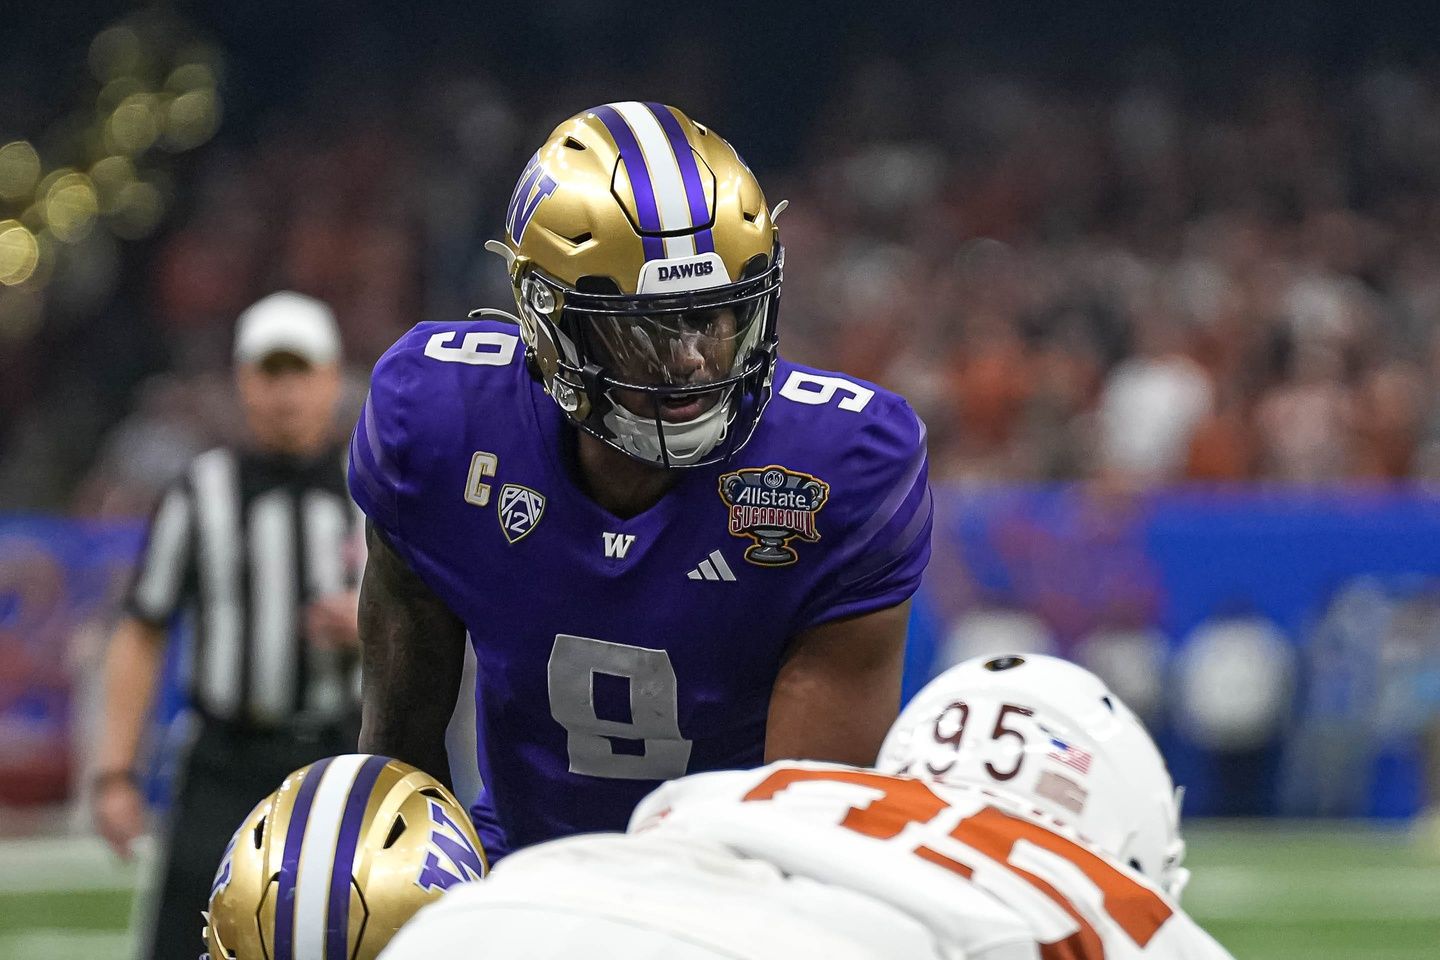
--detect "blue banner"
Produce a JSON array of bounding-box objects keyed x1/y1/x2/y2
[
  {"x1": 7, "y1": 495, "x2": 1440, "y2": 819},
  {"x1": 911, "y1": 487, "x2": 1440, "y2": 817},
  {"x1": 0, "y1": 516, "x2": 144, "y2": 804}
]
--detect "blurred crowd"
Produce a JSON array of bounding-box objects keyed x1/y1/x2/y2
[
  {"x1": 10, "y1": 52, "x2": 1440, "y2": 513},
  {"x1": 782, "y1": 60, "x2": 1440, "y2": 487}
]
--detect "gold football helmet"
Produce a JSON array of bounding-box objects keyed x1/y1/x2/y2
[
  {"x1": 202, "y1": 755, "x2": 487, "y2": 960},
  {"x1": 486, "y1": 101, "x2": 784, "y2": 467}
]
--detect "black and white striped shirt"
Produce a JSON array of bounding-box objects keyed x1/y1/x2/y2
[{"x1": 125, "y1": 445, "x2": 363, "y2": 727}]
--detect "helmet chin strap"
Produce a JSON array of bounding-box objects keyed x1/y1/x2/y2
[{"x1": 602, "y1": 392, "x2": 731, "y2": 467}]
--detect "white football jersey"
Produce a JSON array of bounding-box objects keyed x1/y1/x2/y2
[
  {"x1": 380, "y1": 829, "x2": 949, "y2": 960},
  {"x1": 630, "y1": 760, "x2": 1235, "y2": 960}
]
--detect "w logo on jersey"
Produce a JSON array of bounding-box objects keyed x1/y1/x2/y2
[
  {"x1": 505, "y1": 152, "x2": 559, "y2": 244},
  {"x1": 498, "y1": 483, "x2": 546, "y2": 544},
  {"x1": 415, "y1": 800, "x2": 487, "y2": 892},
  {"x1": 602, "y1": 531, "x2": 636, "y2": 559}
]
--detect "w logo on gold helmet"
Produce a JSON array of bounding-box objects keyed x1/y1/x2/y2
[
  {"x1": 486, "y1": 102, "x2": 784, "y2": 468},
  {"x1": 202, "y1": 755, "x2": 486, "y2": 960}
]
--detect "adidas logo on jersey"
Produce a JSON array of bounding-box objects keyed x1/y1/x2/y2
[{"x1": 686, "y1": 550, "x2": 736, "y2": 582}]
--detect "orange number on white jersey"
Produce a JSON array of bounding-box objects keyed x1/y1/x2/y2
[{"x1": 743, "y1": 767, "x2": 1172, "y2": 960}]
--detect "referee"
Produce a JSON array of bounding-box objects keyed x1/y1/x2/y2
[{"x1": 92, "y1": 292, "x2": 364, "y2": 960}]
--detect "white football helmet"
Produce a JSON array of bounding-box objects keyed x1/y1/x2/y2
[{"x1": 876, "y1": 653, "x2": 1189, "y2": 898}]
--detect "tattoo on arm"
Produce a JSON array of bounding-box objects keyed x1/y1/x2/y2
[{"x1": 358, "y1": 522, "x2": 466, "y2": 789}]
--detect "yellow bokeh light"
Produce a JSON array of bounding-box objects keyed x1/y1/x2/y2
[
  {"x1": 166, "y1": 63, "x2": 217, "y2": 94},
  {"x1": 0, "y1": 141, "x2": 42, "y2": 202},
  {"x1": 110, "y1": 181, "x2": 166, "y2": 240},
  {"x1": 88, "y1": 25, "x2": 143, "y2": 82},
  {"x1": 105, "y1": 93, "x2": 161, "y2": 156},
  {"x1": 0, "y1": 220, "x2": 40, "y2": 286},
  {"x1": 90, "y1": 155, "x2": 136, "y2": 189},
  {"x1": 44, "y1": 173, "x2": 99, "y2": 243},
  {"x1": 97, "y1": 76, "x2": 146, "y2": 115},
  {"x1": 163, "y1": 89, "x2": 222, "y2": 151},
  {"x1": 90, "y1": 156, "x2": 138, "y2": 213},
  {"x1": 34, "y1": 168, "x2": 72, "y2": 204}
]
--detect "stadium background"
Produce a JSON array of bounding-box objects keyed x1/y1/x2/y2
[{"x1": 3, "y1": 1, "x2": 1440, "y2": 957}]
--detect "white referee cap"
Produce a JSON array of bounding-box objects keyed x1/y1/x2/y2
[{"x1": 233, "y1": 291, "x2": 342, "y2": 366}]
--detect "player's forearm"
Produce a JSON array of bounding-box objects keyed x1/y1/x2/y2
[
  {"x1": 357, "y1": 639, "x2": 458, "y2": 785},
  {"x1": 96, "y1": 617, "x2": 165, "y2": 774},
  {"x1": 765, "y1": 672, "x2": 900, "y2": 765},
  {"x1": 764, "y1": 601, "x2": 909, "y2": 766},
  {"x1": 357, "y1": 523, "x2": 466, "y2": 787}
]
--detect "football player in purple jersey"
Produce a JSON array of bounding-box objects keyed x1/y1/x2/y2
[{"x1": 350, "y1": 102, "x2": 932, "y2": 861}]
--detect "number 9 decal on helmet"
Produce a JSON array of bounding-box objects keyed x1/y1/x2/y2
[{"x1": 483, "y1": 102, "x2": 784, "y2": 469}]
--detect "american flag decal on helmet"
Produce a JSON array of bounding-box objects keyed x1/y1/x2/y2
[{"x1": 1047, "y1": 737, "x2": 1093, "y2": 775}]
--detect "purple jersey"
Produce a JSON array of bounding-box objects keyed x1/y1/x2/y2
[{"x1": 349, "y1": 318, "x2": 931, "y2": 859}]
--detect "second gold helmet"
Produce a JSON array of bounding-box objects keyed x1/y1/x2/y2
[{"x1": 202, "y1": 755, "x2": 487, "y2": 960}]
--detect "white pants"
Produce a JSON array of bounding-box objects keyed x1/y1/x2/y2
[{"x1": 380, "y1": 833, "x2": 948, "y2": 960}]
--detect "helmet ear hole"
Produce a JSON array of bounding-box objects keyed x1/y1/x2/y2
[
  {"x1": 1101, "y1": 695, "x2": 1115, "y2": 712},
  {"x1": 382, "y1": 815, "x2": 407, "y2": 850},
  {"x1": 562, "y1": 136, "x2": 587, "y2": 151},
  {"x1": 575, "y1": 274, "x2": 621, "y2": 295},
  {"x1": 252, "y1": 817, "x2": 266, "y2": 849},
  {"x1": 1128, "y1": 858, "x2": 1144, "y2": 873}
]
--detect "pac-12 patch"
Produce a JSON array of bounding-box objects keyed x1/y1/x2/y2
[
  {"x1": 717, "y1": 465, "x2": 830, "y2": 567},
  {"x1": 497, "y1": 483, "x2": 546, "y2": 544}
]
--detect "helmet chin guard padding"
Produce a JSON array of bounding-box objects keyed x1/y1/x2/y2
[
  {"x1": 876, "y1": 653, "x2": 1191, "y2": 900},
  {"x1": 489, "y1": 101, "x2": 783, "y2": 468}
]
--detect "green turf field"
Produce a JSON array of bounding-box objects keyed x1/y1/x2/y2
[
  {"x1": 1, "y1": 822, "x2": 1436, "y2": 959},
  {"x1": 1181, "y1": 822, "x2": 1440, "y2": 959}
]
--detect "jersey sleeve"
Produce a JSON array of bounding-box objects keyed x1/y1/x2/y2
[
  {"x1": 1147, "y1": 911, "x2": 1238, "y2": 959},
  {"x1": 348, "y1": 327, "x2": 450, "y2": 582},
  {"x1": 799, "y1": 399, "x2": 933, "y2": 630},
  {"x1": 348, "y1": 347, "x2": 411, "y2": 544},
  {"x1": 123, "y1": 479, "x2": 194, "y2": 627}
]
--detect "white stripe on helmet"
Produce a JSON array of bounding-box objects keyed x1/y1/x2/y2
[
  {"x1": 293, "y1": 754, "x2": 370, "y2": 959},
  {"x1": 609, "y1": 101, "x2": 698, "y2": 259}
]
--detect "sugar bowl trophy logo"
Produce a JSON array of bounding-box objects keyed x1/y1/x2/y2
[
  {"x1": 717, "y1": 465, "x2": 830, "y2": 566},
  {"x1": 497, "y1": 483, "x2": 546, "y2": 544}
]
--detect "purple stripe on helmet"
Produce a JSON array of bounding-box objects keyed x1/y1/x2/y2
[
  {"x1": 592, "y1": 104, "x2": 666, "y2": 262},
  {"x1": 644, "y1": 102, "x2": 715, "y2": 254},
  {"x1": 325, "y1": 755, "x2": 390, "y2": 960},
  {"x1": 273, "y1": 756, "x2": 334, "y2": 960}
]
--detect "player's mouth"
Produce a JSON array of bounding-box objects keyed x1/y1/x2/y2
[{"x1": 657, "y1": 392, "x2": 716, "y2": 422}]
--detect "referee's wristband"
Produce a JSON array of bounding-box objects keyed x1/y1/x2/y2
[{"x1": 92, "y1": 769, "x2": 140, "y2": 793}]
